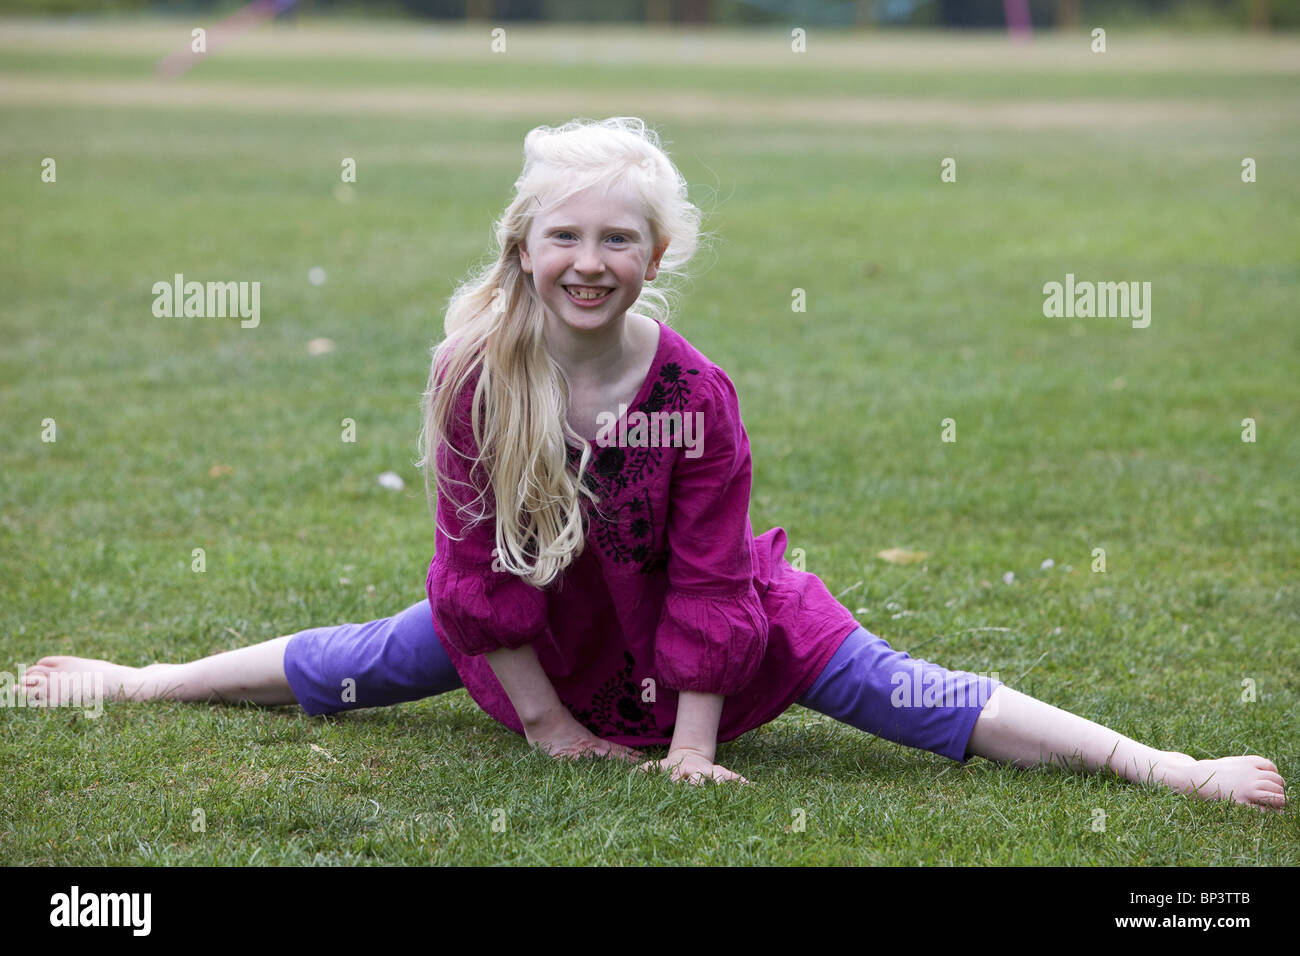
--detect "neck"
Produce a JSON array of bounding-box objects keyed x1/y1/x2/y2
[{"x1": 544, "y1": 312, "x2": 638, "y2": 390}]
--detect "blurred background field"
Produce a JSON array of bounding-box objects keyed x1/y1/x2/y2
[{"x1": 0, "y1": 5, "x2": 1297, "y2": 865}]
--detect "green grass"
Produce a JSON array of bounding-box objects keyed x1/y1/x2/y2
[
  {"x1": 1, "y1": 19, "x2": 1298, "y2": 866},
  {"x1": 6, "y1": 47, "x2": 1300, "y2": 101}
]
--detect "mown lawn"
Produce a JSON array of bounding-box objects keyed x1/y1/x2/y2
[{"x1": 1, "y1": 19, "x2": 1297, "y2": 865}]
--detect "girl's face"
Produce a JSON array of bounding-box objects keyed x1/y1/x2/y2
[{"x1": 519, "y1": 182, "x2": 668, "y2": 336}]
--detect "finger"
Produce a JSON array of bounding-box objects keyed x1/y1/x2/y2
[
  {"x1": 606, "y1": 744, "x2": 646, "y2": 762},
  {"x1": 711, "y1": 765, "x2": 750, "y2": 784},
  {"x1": 554, "y1": 742, "x2": 598, "y2": 760},
  {"x1": 582, "y1": 737, "x2": 638, "y2": 759}
]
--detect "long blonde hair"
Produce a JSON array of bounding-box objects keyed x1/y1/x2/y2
[{"x1": 417, "y1": 117, "x2": 708, "y2": 589}]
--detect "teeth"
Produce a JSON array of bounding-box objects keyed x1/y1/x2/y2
[{"x1": 567, "y1": 286, "x2": 610, "y2": 300}]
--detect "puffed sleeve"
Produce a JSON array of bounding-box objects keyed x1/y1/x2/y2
[
  {"x1": 426, "y1": 371, "x2": 551, "y2": 656},
  {"x1": 653, "y1": 366, "x2": 769, "y2": 694}
]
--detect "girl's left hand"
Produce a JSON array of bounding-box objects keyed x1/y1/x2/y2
[{"x1": 638, "y1": 747, "x2": 750, "y2": 785}]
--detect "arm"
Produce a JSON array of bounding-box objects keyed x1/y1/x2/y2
[
  {"x1": 483, "y1": 642, "x2": 568, "y2": 732},
  {"x1": 485, "y1": 643, "x2": 644, "y2": 762},
  {"x1": 639, "y1": 369, "x2": 763, "y2": 785},
  {"x1": 429, "y1": 372, "x2": 643, "y2": 762},
  {"x1": 643, "y1": 690, "x2": 748, "y2": 784},
  {"x1": 669, "y1": 690, "x2": 724, "y2": 764}
]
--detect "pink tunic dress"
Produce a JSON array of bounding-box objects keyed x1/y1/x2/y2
[{"x1": 426, "y1": 319, "x2": 860, "y2": 747}]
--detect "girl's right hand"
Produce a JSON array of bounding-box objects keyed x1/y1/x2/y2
[{"x1": 525, "y1": 709, "x2": 645, "y2": 764}]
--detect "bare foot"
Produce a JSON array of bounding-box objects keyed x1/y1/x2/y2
[
  {"x1": 17, "y1": 656, "x2": 183, "y2": 706},
  {"x1": 1159, "y1": 752, "x2": 1286, "y2": 811}
]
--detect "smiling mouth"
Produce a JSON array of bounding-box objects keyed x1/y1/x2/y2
[{"x1": 564, "y1": 285, "x2": 614, "y2": 302}]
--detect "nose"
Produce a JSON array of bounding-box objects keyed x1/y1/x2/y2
[{"x1": 574, "y1": 241, "x2": 605, "y2": 276}]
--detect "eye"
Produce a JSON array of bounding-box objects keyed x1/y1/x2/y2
[{"x1": 551, "y1": 230, "x2": 631, "y2": 244}]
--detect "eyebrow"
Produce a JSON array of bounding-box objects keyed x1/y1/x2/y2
[{"x1": 546, "y1": 224, "x2": 643, "y2": 240}]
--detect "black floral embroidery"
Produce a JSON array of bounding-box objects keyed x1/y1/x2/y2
[
  {"x1": 565, "y1": 361, "x2": 698, "y2": 574},
  {"x1": 650, "y1": 361, "x2": 696, "y2": 408},
  {"x1": 588, "y1": 489, "x2": 668, "y2": 572},
  {"x1": 571, "y1": 650, "x2": 658, "y2": 737}
]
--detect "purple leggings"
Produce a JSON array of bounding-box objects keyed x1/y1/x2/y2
[{"x1": 283, "y1": 600, "x2": 1001, "y2": 764}]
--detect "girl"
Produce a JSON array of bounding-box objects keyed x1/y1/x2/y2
[{"x1": 21, "y1": 117, "x2": 1284, "y2": 808}]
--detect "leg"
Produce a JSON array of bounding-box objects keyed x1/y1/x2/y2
[
  {"x1": 967, "y1": 685, "x2": 1286, "y2": 810},
  {"x1": 19, "y1": 637, "x2": 296, "y2": 706},
  {"x1": 797, "y1": 626, "x2": 1286, "y2": 810},
  {"x1": 282, "y1": 598, "x2": 462, "y2": 715},
  {"x1": 796, "y1": 625, "x2": 999, "y2": 765},
  {"x1": 18, "y1": 599, "x2": 463, "y2": 714}
]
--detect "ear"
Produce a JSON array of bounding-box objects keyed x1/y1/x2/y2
[
  {"x1": 644, "y1": 239, "x2": 669, "y2": 282},
  {"x1": 518, "y1": 239, "x2": 532, "y2": 274}
]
